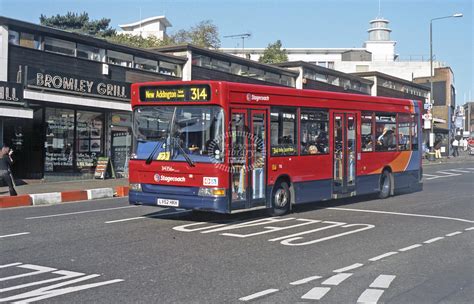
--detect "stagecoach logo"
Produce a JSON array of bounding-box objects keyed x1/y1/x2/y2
[
  {"x1": 246, "y1": 93, "x2": 270, "y2": 102},
  {"x1": 154, "y1": 173, "x2": 186, "y2": 183}
]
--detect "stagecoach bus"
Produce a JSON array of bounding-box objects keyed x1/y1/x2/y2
[{"x1": 129, "y1": 81, "x2": 422, "y2": 215}]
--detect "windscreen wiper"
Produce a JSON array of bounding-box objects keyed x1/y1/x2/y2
[
  {"x1": 172, "y1": 137, "x2": 195, "y2": 167},
  {"x1": 145, "y1": 107, "x2": 177, "y2": 165},
  {"x1": 145, "y1": 140, "x2": 163, "y2": 165}
]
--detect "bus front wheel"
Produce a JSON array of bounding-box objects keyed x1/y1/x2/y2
[
  {"x1": 379, "y1": 170, "x2": 392, "y2": 199},
  {"x1": 270, "y1": 181, "x2": 290, "y2": 216}
]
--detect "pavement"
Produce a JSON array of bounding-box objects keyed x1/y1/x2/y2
[
  {"x1": 422, "y1": 151, "x2": 473, "y2": 166},
  {"x1": 0, "y1": 177, "x2": 129, "y2": 208}
]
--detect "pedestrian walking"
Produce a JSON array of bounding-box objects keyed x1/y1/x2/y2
[
  {"x1": 452, "y1": 138, "x2": 459, "y2": 157},
  {"x1": 0, "y1": 144, "x2": 17, "y2": 196},
  {"x1": 434, "y1": 140, "x2": 442, "y2": 159},
  {"x1": 462, "y1": 138, "x2": 468, "y2": 152}
]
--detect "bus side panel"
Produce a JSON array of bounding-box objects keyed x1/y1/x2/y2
[
  {"x1": 293, "y1": 179, "x2": 333, "y2": 204},
  {"x1": 356, "y1": 174, "x2": 380, "y2": 195}
]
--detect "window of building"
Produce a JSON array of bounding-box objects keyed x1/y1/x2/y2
[
  {"x1": 107, "y1": 50, "x2": 133, "y2": 67},
  {"x1": 159, "y1": 61, "x2": 180, "y2": 76},
  {"x1": 270, "y1": 107, "x2": 297, "y2": 156},
  {"x1": 77, "y1": 44, "x2": 102, "y2": 61},
  {"x1": 361, "y1": 112, "x2": 374, "y2": 152},
  {"x1": 134, "y1": 57, "x2": 158, "y2": 72},
  {"x1": 231, "y1": 63, "x2": 249, "y2": 76},
  {"x1": 328, "y1": 75, "x2": 339, "y2": 86},
  {"x1": 375, "y1": 114, "x2": 397, "y2": 151},
  {"x1": 300, "y1": 109, "x2": 329, "y2": 155},
  {"x1": 8, "y1": 30, "x2": 19, "y2": 45},
  {"x1": 280, "y1": 75, "x2": 294, "y2": 87},
  {"x1": 248, "y1": 67, "x2": 264, "y2": 80},
  {"x1": 44, "y1": 37, "x2": 75, "y2": 56},
  {"x1": 398, "y1": 114, "x2": 411, "y2": 151},
  {"x1": 76, "y1": 111, "x2": 104, "y2": 173},
  {"x1": 19, "y1": 32, "x2": 42, "y2": 50},
  {"x1": 411, "y1": 114, "x2": 419, "y2": 151},
  {"x1": 192, "y1": 54, "x2": 211, "y2": 68},
  {"x1": 327, "y1": 61, "x2": 335, "y2": 69},
  {"x1": 264, "y1": 72, "x2": 280, "y2": 84},
  {"x1": 211, "y1": 58, "x2": 231, "y2": 73},
  {"x1": 44, "y1": 108, "x2": 75, "y2": 173}
]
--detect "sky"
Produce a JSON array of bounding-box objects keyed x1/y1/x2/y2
[{"x1": 1, "y1": 0, "x2": 472, "y2": 104}]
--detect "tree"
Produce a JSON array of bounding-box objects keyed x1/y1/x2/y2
[
  {"x1": 258, "y1": 40, "x2": 288, "y2": 64},
  {"x1": 106, "y1": 34, "x2": 171, "y2": 49},
  {"x1": 172, "y1": 20, "x2": 221, "y2": 49},
  {"x1": 40, "y1": 12, "x2": 115, "y2": 37}
]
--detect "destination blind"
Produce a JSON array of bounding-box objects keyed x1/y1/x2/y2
[{"x1": 139, "y1": 85, "x2": 211, "y2": 102}]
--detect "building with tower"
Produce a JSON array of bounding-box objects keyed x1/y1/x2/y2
[{"x1": 118, "y1": 16, "x2": 171, "y2": 39}]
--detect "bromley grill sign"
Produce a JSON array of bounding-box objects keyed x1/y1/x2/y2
[
  {"x1": 0, "y1": 81, "x2": 23, "y2": 105},
  {"x1": 27, "y1": 68, "x2": 130, "y2": 101}
]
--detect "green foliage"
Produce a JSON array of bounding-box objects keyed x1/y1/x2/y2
[
  {"x1": 39, "y1": 12, "x2": 221, "y2": 49},
  {"x1": 258, "y1": 40, "x2": 288, "y2": 64},
  {"x1": 40, "y1": 12, "x2": 115, "y2": 37},
  {"x1": 172, "y1": 20, "x2": 221, "y2": 49}
]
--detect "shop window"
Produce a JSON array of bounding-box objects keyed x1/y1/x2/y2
[
  {"x1": 135, "y1": 57, "x2": 158, "y2": 72},
  {"x1": 411, "y1": 114, "x2": 419, "y2": 151},
  {"x1": 270, "y1": 107, "x2": 297, "y2": 156},
  {"x1": 8, "y1": 30, "x2": 19, "y2": 45},
  {"x1": 211, "y1": 59, "x2": 231, "y2": 72},
  {"x1": 375, "y1": 113, "x2": 397, "y2": 151},
  {"x1": 300, "y1": 109, "x2": 329, "y2": 155},
  {"x1": 361, "y1": 112, "x2": 374, "y2": 152},
  {"x1": 107, "y1": 50, "x2": 133, "y2": 67},
  {"x1": 76, "y1": 111, "x2": 104, "y2": 173},
  {"x1": 248, "y1": 67, "x2": 264, "y2": 80},
  {"x1": 44, "y1": 108, "x2": 75, "y2": 172},
  {"x1": 280, "y1": 75, "x2": 294, "y2": 87},
  {"x1": 192, "y1": 54, "x2": 211, "y2": 68},
  {"x1": 77, "y1": 44, "x2": 103, "y2": 61},
  {"x1": 159, "y1": 61, "x2": 180, "y2": 76},
  {"x1": 398, "y1": 114, "x2": 411, "y2": 151},
  {"x1": 44, "y1": 37, "x2": 75, "y2": 56},
  {"x1": 19, "y1": 32, "x2": 42, "y2": 50}
]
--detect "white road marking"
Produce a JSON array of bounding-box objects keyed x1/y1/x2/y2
[
  {"x1": 322, "y1": 273, "x2": 352, "y2": 286},
  {"x1": 290, "y1": 275, "x2": 322, "y2": 285},
  {"x1": 105, "y1": 210, "x2": 191, "y2": 224},
  {"x1": 0, "y1": 263, "x2": 22, "y2": 268},
  {"x1": 465, "y1": 227, "x2": 474, "y2": 231},
  {"x1": 239, "y1": 289, "x2": 279, "y2": 301},
  {"x1": 25, "y1": 206, "x2": 136, "y2": 220},
  {"x1": 0, "y1": 264, "x2": 56, "y2": 282},
  {"x1": 423, "y1": 236, "x2": 444, "y2": 244},
  {"x1": 357, "y1": 288, "x2": 385, "y2": 303},
  {"x1": 446, "y1": 169, "x2": 471, "y2": 173},
  {"x1": 464, "y1": 168, "x2": 474, "y2": 170},
  {"x1": 369, "y1": 252, "x2": 398, "y2": 262},
  {"x1": 369, "y1": 275, "x2": 396, "y2": 289},
  {"x1": 0, "y1": 274, "x2": 123, "y2": 303},
  {"x1": 399, "y1": 244, "x2": 422, "y2": 252},
  {"x1": 327, "y1": 207, "x2": 474, "y2": 224},
  {"x1": 0, "y1": 270, "x2": 84, "y2": 292},
  {"x1": 333, "y1": 263, "x2": 364, "y2": 273},
  {"x1": 0, "y1": 232, "x2": 30, "y2": 239},
  {"x1": 445, "y1": 231, "x2": 462, "y2": 237},
  {"x1": 301, "y1": 287, "x2": 331, "y2": 300}
]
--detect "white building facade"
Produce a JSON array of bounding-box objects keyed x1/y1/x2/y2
[{"x1": 118, "y1": 16, "x2": 171, "y2": 39}]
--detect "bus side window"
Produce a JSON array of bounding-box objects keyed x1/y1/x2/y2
[
  {"x1": 375, "y1": 113, "x2": 396, "y2": 151},
  {"x1": 361, "y1": 112, "x2": 373, "y2": 152},
  {"x1": 300, "y1": 109, "x2": 329, "y2": 155},
  {"x1": 270, "y1": 107, "x2": 297, "y2": 156},
  {"x1": 398, "y1": 113, "x2": 411, "y2": 151}
]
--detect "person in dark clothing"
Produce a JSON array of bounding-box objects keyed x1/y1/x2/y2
[{"x1": 0, "y1": 144, "x2": 17, "y2": 196}]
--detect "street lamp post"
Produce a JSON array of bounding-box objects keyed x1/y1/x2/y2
[{"x1": 429, "y1": 13, "x2": 463, "y2": 158}]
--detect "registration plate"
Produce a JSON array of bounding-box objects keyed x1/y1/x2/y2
[{"x1": 157, "y1": 198, "x2": 179, "y2": 207}]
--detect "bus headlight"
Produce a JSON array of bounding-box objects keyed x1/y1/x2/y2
[
  {"x1": 198, "y1": 188, "x2": 226, "y2": 197},
  {"x1": 129, "y1": 183, "x2": 142, "y2": 192}
]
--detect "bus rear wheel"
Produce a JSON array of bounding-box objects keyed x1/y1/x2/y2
[
  {"x1": 379, "y1": 170, "x2": 392, "y2": 199},
  {"x1": 270, "y1": 181, "x2": 290, "y2": 216}
]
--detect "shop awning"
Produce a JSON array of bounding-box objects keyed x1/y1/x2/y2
[{"x1": 0, "y1": 106, "x2": 34, "y2": 119}]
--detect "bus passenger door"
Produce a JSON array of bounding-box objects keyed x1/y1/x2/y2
[
  {"x1": 333, "y1": 112, "x2": 357, "y2": 198},
  {"x1": 230, "y1": 108, "x2": 267, "y2": 212}
]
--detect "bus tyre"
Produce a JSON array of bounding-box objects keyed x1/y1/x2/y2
[
  {"x1": 379, "y1": 170, "x2": 392, "y2": 199},
  {"x1": 271, "y1": 181, "x2": 290, "y2": 216}
]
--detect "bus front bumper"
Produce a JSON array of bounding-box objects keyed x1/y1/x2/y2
[{"x1": 129, "y1": 190, "x2": 229, "y2": 214}]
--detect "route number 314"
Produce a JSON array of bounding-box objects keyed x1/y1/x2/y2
[{"x1": 190, "y1": 87, "x2": 208, "y2": 101}]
